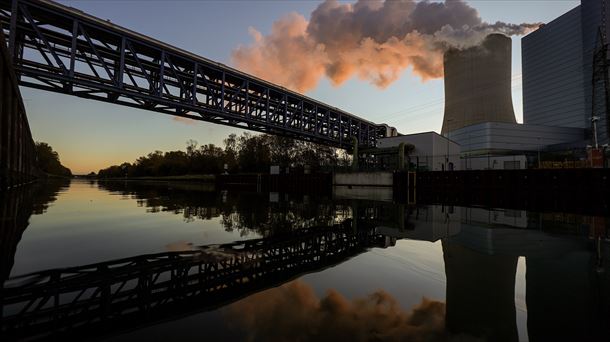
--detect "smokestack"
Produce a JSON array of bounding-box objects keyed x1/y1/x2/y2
[{"x1": 441, "y1": 34, "x2": 517, "y2": 135}]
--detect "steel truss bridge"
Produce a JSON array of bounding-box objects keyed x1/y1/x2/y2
[
  {"x1": 1, "y1": 224, "x2": 390, "y2": 340},
  {"x1": 0, "y1": 0, "x2": 391, "y2": 148}
]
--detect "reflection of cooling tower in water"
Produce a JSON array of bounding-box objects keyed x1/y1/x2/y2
[{"x1": 441, "y1": 34, "x2": 517, "y2": 135}]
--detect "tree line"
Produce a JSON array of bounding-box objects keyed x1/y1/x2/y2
[
  {"x1": 35, "y1": 142, "x2": 72, "y2": 177},
  {"x1": 97, "y1": 133, "x2": 350, "y2": 178}
]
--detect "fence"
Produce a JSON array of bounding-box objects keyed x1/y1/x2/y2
[{"x1": 407, "y1": 148, "x2": 609, "y2": 171}]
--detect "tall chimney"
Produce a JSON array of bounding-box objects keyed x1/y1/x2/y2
[{"x1": 441, "y1": 34, "x2": 517, "y2": 135}]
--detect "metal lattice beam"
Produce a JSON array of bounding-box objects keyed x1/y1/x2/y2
[{"x1": 0, "y1": 0, "x2": 390, "y2": 149}]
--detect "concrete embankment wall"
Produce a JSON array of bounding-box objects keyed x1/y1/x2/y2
[
  {"x1": 415, "y1": 169, "x2": 610, "y2": 190},
  {"x1": 333, "y1": 172, "x2": 394, "y2": 187},
  {"x1": 216, "y1": 173, "x2": 332, "y2": 194},
  {"x1": 332, "y1": 172, "x2": 396, "y2": 202},
  {"x1": 412, "y1": 169, "x2": 610, "y2": 216},
  {"x1": 0, "y1": 30, "x2": 37, "y2": 190}
]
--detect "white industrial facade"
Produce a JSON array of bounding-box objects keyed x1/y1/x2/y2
[{"x1": 377, "y1": 132, "x2": 461, "y2": 171}]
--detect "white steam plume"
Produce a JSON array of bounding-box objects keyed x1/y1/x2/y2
[{"x1": 232, "y1": 0, "x2": 540, "y2": 92}]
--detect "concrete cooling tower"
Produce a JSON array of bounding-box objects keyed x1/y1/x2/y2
[{"x1": 441, "y1": 34, "x2": 517, "y2": 135}]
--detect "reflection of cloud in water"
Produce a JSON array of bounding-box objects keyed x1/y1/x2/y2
[
  {"x1": 226, "y1": 281, "x2": 481, "y2": 342},
  {"x1": 165, "y1": 241, "x2": 194, "y2": 252}
]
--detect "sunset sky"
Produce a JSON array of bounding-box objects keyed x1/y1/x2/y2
[{"x1": 21, "y1": 0, "x2": 579, "y2": 174}]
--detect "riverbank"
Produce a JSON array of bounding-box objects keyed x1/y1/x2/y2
[{"x1": 85, "y1": 174, "x2": 217, "y2": 182}]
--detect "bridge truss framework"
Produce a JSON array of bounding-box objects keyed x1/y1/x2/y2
[{"x1": 0, "y1": 0, "x2": 389, "y2": 149}]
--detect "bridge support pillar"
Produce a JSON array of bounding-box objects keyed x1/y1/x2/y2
[
  {"x1": 0, "y1": 29, "x2": 37, "y2": 190},
  {"x1": 351, "y1": 137, "x2": 359, "y2": 171}
]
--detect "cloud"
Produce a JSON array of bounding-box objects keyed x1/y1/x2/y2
[
  {"x1": 231, "y1": 0, "x2": 540, "y2": 92},
  {"x1": 225, "y1": 280, "x2": 482, "y2": 341}
]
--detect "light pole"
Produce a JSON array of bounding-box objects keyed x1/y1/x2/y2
[
  {"x1": 537, "y1": 137, "x2": 541, "y2": 169},
  {"x1": 446, "y1": 135, "x2": 449, "y2": 171},
  {"x1": 466, "y1": 134, "x2": 471, "y2": 170},
  {"x1": 592, "y1": 116, "x2": 600, "y2": 149}
]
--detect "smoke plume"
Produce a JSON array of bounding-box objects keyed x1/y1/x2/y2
[
  {"x1": 232, "y1": 0, "x2": 540, "y2": 92},
  {"x1": 226, "y1": 281, "x2": 482, "y2": 341}
]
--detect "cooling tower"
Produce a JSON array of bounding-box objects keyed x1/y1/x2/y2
[{"x1": 441, "y1": 34, "x2": 517, "y2": 135}]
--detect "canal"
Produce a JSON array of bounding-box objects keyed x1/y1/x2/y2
[{"x1": 1, "y1": 179, "x2": 608, "y2": 341}]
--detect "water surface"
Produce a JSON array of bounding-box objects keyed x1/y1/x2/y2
[{"x1": 1, "y1": 180, "x2": 608, "y2": 341}]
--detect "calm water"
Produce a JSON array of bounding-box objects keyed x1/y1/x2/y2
[{"x1": 1, "y1": 180, "x2": 609, "y2": 341}]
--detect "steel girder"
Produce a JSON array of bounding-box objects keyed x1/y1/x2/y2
[{"x1": 0, "y1": 0, "x2": 387, "y2": 149}]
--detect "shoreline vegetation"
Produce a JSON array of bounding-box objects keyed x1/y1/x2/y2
[
  {"x1": 35, "y1": 142, "x2": 72, "y2": 178},
  {"x1": 94, "y1": 133, "x2": 350, "y2": 179}
]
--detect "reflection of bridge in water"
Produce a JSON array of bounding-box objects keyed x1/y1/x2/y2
[{"x1": 1, "y1": 221, "x2": 392, "y2": 340}]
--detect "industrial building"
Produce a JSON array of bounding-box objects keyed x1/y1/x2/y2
[
  {"x1": 441, "y1": 34, "x2": 517, "y2": 134},
  {"x1": 522, "y1": 0, "x2": 610, "y2": 146},
  {"x1": 376, "y1": 0, "x2": 608, "y2": 170},
  {"x1": 445, "y1": 0, "x2": 610, "y2": 159},
  {"x1": 441, "y1": 29, "x2": 590, "y2": 157},
  {"x1": 446, "y1": 0, "x2": 610, "y2": 160},
  {"x1": 377, "y1": 132, "x2": 460, "y2": 171}
]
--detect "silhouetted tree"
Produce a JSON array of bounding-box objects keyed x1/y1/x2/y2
[
  {"x1": 97, "y1": 133, "x2": 348, "y2": 178},
  {"x1": 35, "y1": 142, "x2": 72, "y2": 177}
]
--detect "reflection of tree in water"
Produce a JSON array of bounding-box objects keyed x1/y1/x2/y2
[
  {"x1": 220, "y1": 193, "x2": 351, "y2": 238},
  {"x1": 99, "y1": 181, "x2": 223, "y2": 222},
  {"x1": 97, "y1": 181, "x2": 352, "y2": 237},
  {"x1": 1, "y1": 179, "x2": 70, "y2": 282},
  {"x1": 30, "y1": 179, "x2": 70, "y2": 214}
]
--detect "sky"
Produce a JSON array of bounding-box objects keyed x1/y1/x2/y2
[{"x1": 20, "y1": 0, "x2": 580, "y2": 174}]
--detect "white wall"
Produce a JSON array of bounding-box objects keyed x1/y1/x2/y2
[
  {"x1": 432, "y1": 133, "x2": 461, "y2": 171},
  {"x1": 378, "y1": 132, "x2": 461, "y2": 171}
]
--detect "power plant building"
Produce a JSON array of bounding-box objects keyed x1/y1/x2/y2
[
  {"x1": 441, "y1": 34, "x2": 517, "y2": 134},
  {"x1": 442, "y1": 33, "x2": 586, "y2": 157},
  {"x1": 522, "y1": 7, "x2": 586, "y2": 129},
  {"x1": 522, "y1": 0, "x2": 610, "y2": 146},
  {"x1": 380, "y1": 0, "x2": 609, "y2": 168}
]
